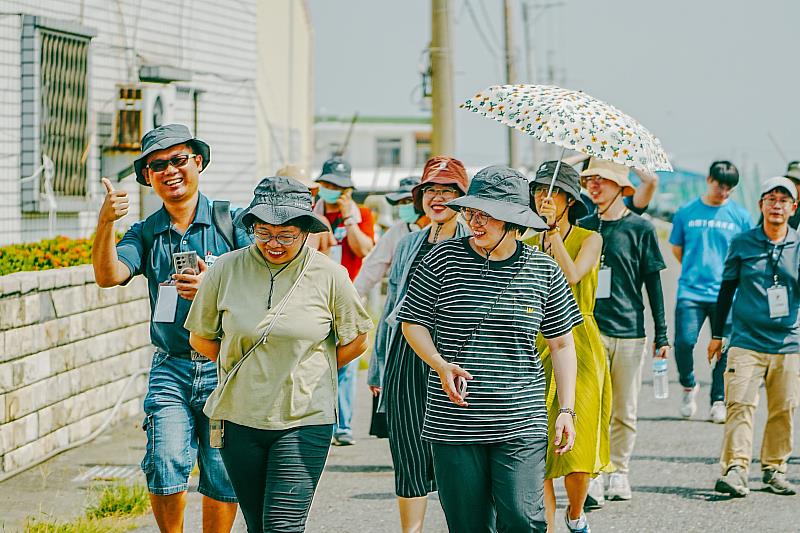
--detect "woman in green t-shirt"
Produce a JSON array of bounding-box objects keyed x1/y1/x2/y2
[{"x1": 185, "y1": 176, "x2": 373, "y2": 533}]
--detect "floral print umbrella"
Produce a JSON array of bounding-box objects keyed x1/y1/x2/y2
[{"x1": 461, "y1": 84, "x2": 672, "y2": 172}]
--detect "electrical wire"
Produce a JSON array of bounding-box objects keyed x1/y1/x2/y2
[{"x1": 463, "y1": 0, "x2": 501, "y2": 57}]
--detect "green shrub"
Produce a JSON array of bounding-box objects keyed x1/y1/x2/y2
[
  {"x1": 86, "y1": 483, "x2": 150, "y2": 519},
  {"x1": 0, "y1": 234, "x2": 121, "y2": 277}
]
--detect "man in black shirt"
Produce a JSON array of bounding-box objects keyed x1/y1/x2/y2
[{"x1": 579, "y1": 158, "x2": 669, "y2": 503}]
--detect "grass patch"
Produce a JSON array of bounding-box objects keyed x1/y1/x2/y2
[
  {"x1": 24, "y1": 482, "x2": 150, "y2": 533},
  {"x1": 86, "y1": 483, "x2": 149, "y2": 519}
]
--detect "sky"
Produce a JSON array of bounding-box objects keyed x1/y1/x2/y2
[{"x1": 307, "y1": 0, "x2": 799, "y2": 180}]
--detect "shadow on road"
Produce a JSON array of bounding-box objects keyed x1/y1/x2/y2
[
  {"x1": 634, "y1": 454, "x2": 718, "y2": 465},
  {"x1": 634, "y1": 485, "x2": 732, "y2": 501}
]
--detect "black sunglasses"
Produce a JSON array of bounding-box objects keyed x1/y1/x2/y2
[{"x1": 146, "y1": 153, "x2": 196, "y2": 173}]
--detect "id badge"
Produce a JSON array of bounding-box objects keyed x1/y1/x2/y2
[
  {"x1": 153, "y1": 283, "x2": 178, "y2": 323},
  {"x1": 596, "y1": 267, "x2": 612, "y2": 299},
  {"x1": 329, "y1": 244, "x2": 343, "y2": 264},
  {"x1": 767, "y1": 284, "x2": 789, "y2": 319}
]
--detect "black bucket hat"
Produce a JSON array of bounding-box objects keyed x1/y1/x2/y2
[
  {"x1": 133, "y1": 124, "x2": 210, "y2": 186},
  {"x1": 386, "y1": 176, "x2": 421, "y2": 205},
  {"x1": 446, "y1": 166, "x2": 548, "y2": 230},
  {"x1": 233, "y1": 176, "x2": 330, "y2": 233},
  {"x1": 531, "y1": 160, "x2": 590, "y2": 219},
  {"x1": 316, "y1": 156, "x2": 355, "y2": 189}
]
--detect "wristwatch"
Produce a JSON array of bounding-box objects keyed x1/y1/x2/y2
[{"x1": 559, "y1": 407, "x2": 577, "y2": 420}]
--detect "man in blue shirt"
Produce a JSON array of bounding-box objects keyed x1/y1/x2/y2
[
  {"x1": 708, "y1": 176, "x2": 800, "y2": 498},
  {"x1": 669, "y1": 161, "x2": 752, "y2": 423},
  {"x1": 92, "y1": 124, "x2": 249, "y2": 532}
]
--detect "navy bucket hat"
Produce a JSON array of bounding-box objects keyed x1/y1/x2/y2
[
  {"x1": 133, "y1": 124, "x2": 210, "y2": 186},
  {"x1": 233, "y1": 176, "x2": 330, "y2": 233},
  {"x1": 531, "y1": 160, "x2": 590, "y2": 219},
  {"x1": 316, "y1": 156, "x2": 354, "y2": 189},
  {"x1": 446, "y1": 165, "x2": 548, "y2": 230},
  {"x1": 385, "y1": 176, "x2": 421, "y2": 205}
]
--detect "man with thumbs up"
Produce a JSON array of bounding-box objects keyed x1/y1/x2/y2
[{"x1": 92, "y1": 124, "x2": 249, "y2": 533}]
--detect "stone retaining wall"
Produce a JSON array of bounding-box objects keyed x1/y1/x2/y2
[{"x1": 0, "y1": 265, "x2": 151, "y2": 475}]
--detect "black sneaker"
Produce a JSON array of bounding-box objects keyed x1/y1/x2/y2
[
  {"x1": 762, "y1": 470, "x2": 797, "y2": 495},
  {"x1": 715, "y1": 466, "x2": 749, "y2": 497}
]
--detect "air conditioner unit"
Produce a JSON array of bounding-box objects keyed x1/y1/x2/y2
[{"x1": 112, "y1": 84, "x2": 177, "y2": 149}]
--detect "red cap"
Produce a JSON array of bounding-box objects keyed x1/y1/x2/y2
[{"x1": 412, "y1": 156, "x2": 469, "y2": 211}]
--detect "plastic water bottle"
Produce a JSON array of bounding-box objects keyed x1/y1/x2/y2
[{"x1": 653, "y1": 358, "x2": 669, "y2": 400}]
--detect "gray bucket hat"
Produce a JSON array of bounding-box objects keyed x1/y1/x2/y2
[
  {"x1": 233, "y1": 176, "x2": 330, "y2": 233},
  {"x1": 786, "y1": 161, "x2": 800, "y2": 183},
  {"x1": 531, "y1": 160, "x2": 590, "y2": 219},
  {"x1": 316, "y1": 156, "x2": 355, "y2": 189},
  {"x1": 446, "y1": 166, "x2": 548, "y2": 230},
  {"x1": 133, "y1": 124, "x2": 210, "y2": 186},
  {"x1": 385, "y1": 176, "x2": 421, "y2": 205}
]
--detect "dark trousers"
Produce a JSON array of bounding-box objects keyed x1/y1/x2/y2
[
  {"x1": 432, "y1": 437, "x2": 547, "y2": 533},
  {"x1": 219, "y1": 422, "x2": 332, "y2": 533},
  {"x1": 673, "y1": 299, "x2": 730, "y2": 403}
]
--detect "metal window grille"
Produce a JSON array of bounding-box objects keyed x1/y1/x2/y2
[
  {"x1": 376, "y1": 138, "x2": 402, "y2": 167},
  {"x1": 39, "y1": 29, "x2": 90, "y2": 197}
]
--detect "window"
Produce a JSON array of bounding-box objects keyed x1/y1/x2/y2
[
  {"x1": 21, "y1": 16, "x2": 95, "y2": 211},
  {"x1": 415, "y1": 132, "x2": 431, "y2": 167},
  {"x1": 376, "y1": 138, "x2": 402, "y2": 167}
]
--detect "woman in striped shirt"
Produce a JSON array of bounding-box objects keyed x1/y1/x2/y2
[{"x1": 400, "y1": 166, "x2": 581, "y2": 533}]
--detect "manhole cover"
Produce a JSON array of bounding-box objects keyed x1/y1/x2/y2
[{"x1": 73, "y1": 465, "x2": 141, "y2": 482}]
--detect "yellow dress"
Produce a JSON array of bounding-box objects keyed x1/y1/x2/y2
[{"x1": 525, "y1": 227, "x2": 612, "y2": 479}]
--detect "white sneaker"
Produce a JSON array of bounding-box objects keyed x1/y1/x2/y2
[
  {"x1": 584, "y1": 475, "x2": 605, "y2": 509},
  {"x1": 709, "y1": 401, "x2": 726, "y2": 424},
  {"x1": 606, "y1": 472, "x2": 632, "y2": 501},
  {"x1": 680, "y1": 384, "x2": 699, "y2": 418}
]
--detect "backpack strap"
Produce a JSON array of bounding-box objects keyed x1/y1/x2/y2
[{"x1": 211, "y1": 200, "x2": 236, "y2": 250}]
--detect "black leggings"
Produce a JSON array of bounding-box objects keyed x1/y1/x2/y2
[{"x1": 219, "y1": 422, "x2": 333, "y2": 533}]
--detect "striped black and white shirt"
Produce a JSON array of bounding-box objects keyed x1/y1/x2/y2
[{"x1": 397, "y1": 237, "x2": 582, "y2": 444}]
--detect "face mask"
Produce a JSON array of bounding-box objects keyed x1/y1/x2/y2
[
  {"x1": 317, "y1": 186, "x2": 342, "y2": 204},
  {"x1": 398, "y1": 204, "x2": 419, "y2": 224}
]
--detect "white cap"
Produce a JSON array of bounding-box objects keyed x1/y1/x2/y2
[{"x1": 761, "y1": 176, "x2": 798, "y2": 201}]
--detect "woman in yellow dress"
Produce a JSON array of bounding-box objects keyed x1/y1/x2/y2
[{"x1": 526, "y1": 161, "x2": 612, "y2": 533}]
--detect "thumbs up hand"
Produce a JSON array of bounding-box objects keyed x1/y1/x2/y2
[{"x1": 99, "y1": 177, "x2": 129, "y2": 223}]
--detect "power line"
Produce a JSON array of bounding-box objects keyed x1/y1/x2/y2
[{"x1": 463, "y1": 0, "x2": 501, "y2": 57}]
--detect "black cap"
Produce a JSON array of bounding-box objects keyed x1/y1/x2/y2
[{"x1": 316, "y1": 156, "x2": 354, "y2": 189}]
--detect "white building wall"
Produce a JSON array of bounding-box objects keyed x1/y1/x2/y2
[{"x1": 0, "y1": 0, "x2": 265, "y2": 246}]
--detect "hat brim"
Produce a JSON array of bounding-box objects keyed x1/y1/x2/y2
[
  {"x1": 785, "y1": 170, "x2": 800, "y2": 183},
  {"x1": 446, "y1": 196, "x2": 548, "y2": 231},
  {"x1": 316, "y1": 174, "x2": 355, "y2": 190},
  {"x1": 233, "y1": 205, "x2": 330, "y2": 234},
  {"x1": 385, "y1": 191, "x2": 413, "y2": 205},
  {"x1": 579, "y1": 168, "x2": 635, "y2": 196},
  {"x1": 134, "y1": 137, "x2": 210, "y2": 186},
  {"x1": 530, "y1": 177, "x2": 589, "y2": 219}
]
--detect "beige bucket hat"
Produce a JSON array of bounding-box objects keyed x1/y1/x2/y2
[{"x1": 580, "y1": 158, "x2": 636, "y2": 197}]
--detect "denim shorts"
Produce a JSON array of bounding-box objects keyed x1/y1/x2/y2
[{"x1": 140, "y1": 351, "x2": 237, "y2": 502}]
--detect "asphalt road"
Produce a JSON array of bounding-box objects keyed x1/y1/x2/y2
[{"x1": 2, "y1": 231, "x2": 798, "y2": 532}]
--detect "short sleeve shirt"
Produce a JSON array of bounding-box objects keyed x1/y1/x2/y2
[
  {"x1": 324, "y1": 206, "x2": 375, "y2": 280},
  {"x1": 580, "y1": 212, "x2": 666, "y2": 338},
  {"x1": 397, "y1": 238, "x2": 582, "y2": 444},
  {"x1": 116, "y1": 193, "x2": 251, "y2": 355},
  {"x1": 670, "y1": 198, "x2": 753, "y2": 302},
  {"x1": 184, "y1": 246, "x2": 374, "y2": 429},
  {"x1": 722, "y1": 227, "x2": 800, "y2": 354}
]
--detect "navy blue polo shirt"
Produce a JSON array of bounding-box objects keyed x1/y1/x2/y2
[
  {"x1": 722, "y1": 226, "x2": 800, "y2": 354},
  {"x1": 116, "y1": 193, "x2": 251, "y2": 355}
]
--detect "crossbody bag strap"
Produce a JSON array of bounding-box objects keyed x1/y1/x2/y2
[
  {"x1": 450, "y1": 248, "x2": 530, "y2": 364},
  {"x1": 216, "y1": 250, "x2": 317, "y2": 386}
]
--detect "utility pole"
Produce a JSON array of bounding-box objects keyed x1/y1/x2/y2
[
  {"x1": 521, "y1": 2, "x2": 536, "y2": 169},
  {"x1": 431, "y1": 0, "x2": 454, "y2": 156},
  {"x1": 503, "y1": 0, "x2": 519, "y2": 168}
]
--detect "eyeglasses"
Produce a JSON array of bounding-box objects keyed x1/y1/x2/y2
[
  {"x1": 762, "y1": 196, "x2": 795, "y2": 208},
  {"x1": 422, "y1": 186, "x2": 459, "y2": 200},
  {"x1": 582, "y1": 175, "x2": 605, "y2": 185},
  {"x1": 252, "y1": 230, "x2": 302, "y2": 246},
  {"x1": 460, "y1": 208, "x2": 492, "y2": 226},
  {"x1": 146, "y1": 154, "x2": 196, "y2": 173},
  {"x1": 532, "y1": 185, "x2": 561, "y2": 196}
]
